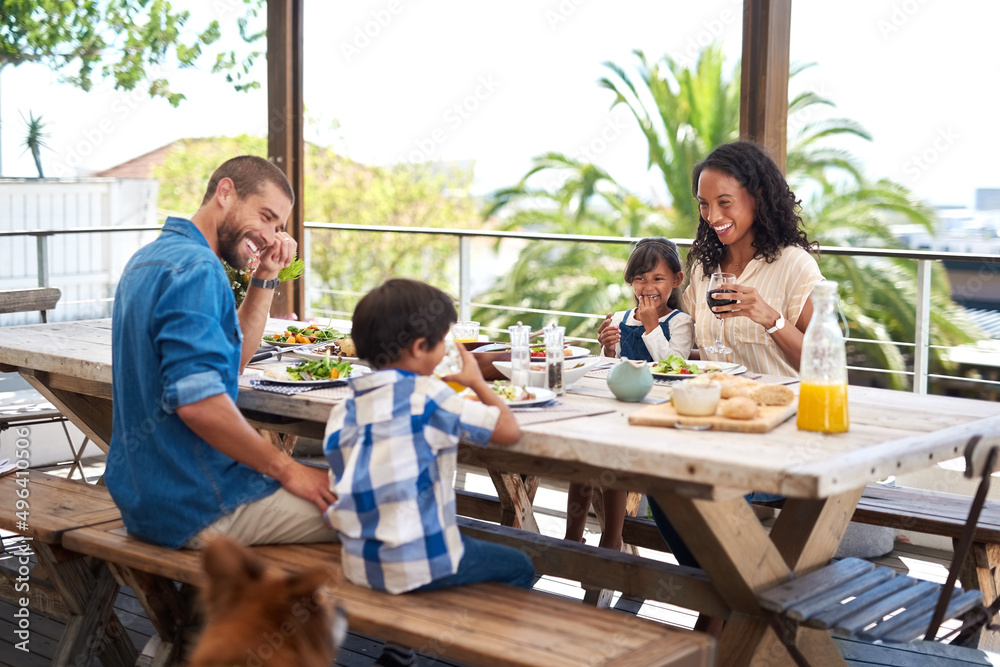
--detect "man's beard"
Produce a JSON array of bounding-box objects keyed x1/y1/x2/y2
[{"x1": 218, "y1": 214, "x2": 250, "y2": 270}]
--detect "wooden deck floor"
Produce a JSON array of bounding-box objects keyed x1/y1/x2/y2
[{"x1": 1, "y1": 456, "x2": 997, "y2": 666}]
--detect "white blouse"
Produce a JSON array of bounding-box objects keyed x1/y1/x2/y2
[{"x1": 682, "y1": 246, "x2": 824, "y2": 377}]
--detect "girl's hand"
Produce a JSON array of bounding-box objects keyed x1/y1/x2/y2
[
  {"x1": 597, "y1": 313, "x2": 619, "y2": 357},
  {"x1": 713, "y1": 283, "x2": 781, "y2": 328},
  {"x1": 635, "y1": 295, "x2": 661, "y2": 334}
]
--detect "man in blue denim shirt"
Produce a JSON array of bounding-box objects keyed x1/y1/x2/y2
[{"x1": 107, "y1": 156, "x2": 337, "y2": 549}]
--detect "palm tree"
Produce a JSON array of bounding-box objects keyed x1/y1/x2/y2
[
  {"x1": 474, "y1": 154, "x2": 671, "y2": 342},
  {"x1": 21, "y1": 112, "x2": 49, "y2": 178},
  {"x1": 479, "y1": 46, "x2": 979, "y2": 389}
]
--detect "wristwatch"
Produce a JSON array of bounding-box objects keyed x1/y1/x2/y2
[
  {"x1": 250, "y1": 276, "x2": 280, "y2": 290},
  {"x1": 765, "y1": 316, "x2": 785, "y2": 335}
]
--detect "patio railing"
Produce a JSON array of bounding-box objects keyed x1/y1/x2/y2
[{"x1": 2, "y1": 223, "x2": 998, "y2": 396}]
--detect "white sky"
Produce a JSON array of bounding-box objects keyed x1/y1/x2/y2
[{"x1": 2, "y1": 1, "x2": 997, "y2": 209}]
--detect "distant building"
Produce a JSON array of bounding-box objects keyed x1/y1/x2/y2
[{"x1": 976, "y1": 188, "x2": 1000, "y2": 211}]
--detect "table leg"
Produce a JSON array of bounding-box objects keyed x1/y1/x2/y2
[
  {"x1": 487, "y1": 469, "x2": 540, "y2": 533},
  {"x1": 21, "y1": 372, "x2": 112, "y2": 453},
  {"x1": 654, "y1": 490, "x2": 861, "y2": 667}
]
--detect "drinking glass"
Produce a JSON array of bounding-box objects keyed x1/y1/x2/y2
[
  {"x1": 705, "y1": 272, "x2": 736, "y2": 355},
  {"x1": 452, "y1": 321, "x2": 480, "y2": 343},
  {"x1": 434, "y1": 337, "x2": 464, "y2": 391}
]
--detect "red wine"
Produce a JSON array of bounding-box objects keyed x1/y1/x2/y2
[{"x1": 707, "y1": 289, "x2": 737, "y2": 308}]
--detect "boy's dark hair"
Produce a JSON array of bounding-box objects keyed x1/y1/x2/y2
[
  {"x1": 352, "y1": 279, "x2": 457, "y2": 369},
  {"x1": 201, "y1": 155, "x2": 295, "y2": 207},
  {"x1": 624, "y1": 237, "x2": 683, "y2": 311},
  {"x1": 688, "y1": 141, "x2": 816, "y2": 275}
]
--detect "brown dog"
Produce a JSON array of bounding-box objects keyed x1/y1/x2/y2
[{"x1": 188, "y1": 537, "x2": 347, "y2": 667}]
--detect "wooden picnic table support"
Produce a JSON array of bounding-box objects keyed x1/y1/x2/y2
[{"x1": 653, "y1": 489, "x2": 863, "y2": 667}]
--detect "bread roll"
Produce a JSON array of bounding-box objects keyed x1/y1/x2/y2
[
  {"x1": 339, "y1": 338, "x2": 356, "y2": 356},
  {"x1": 720, "y1": 378, "x2": 759, "y2": 398},
  {"x1": 749, "y1": 384, "x2": 795, "y2": 406},
  {"x1": 721, "y1": 396, "x2": 757, "y2": 420}
]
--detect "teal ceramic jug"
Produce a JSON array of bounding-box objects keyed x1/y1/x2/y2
[{"x1": 607, "y1": 358, "x2": 653, "y2": 402}]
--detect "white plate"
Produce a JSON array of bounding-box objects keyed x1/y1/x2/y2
[
  {"x1": 492, "y1": 356, "x2": 601, "y2": 387},
  {"x1": 648, "y1": 360, "x2": 747, "y2": 380},
  {"x1": 505, "y1": 386, "x2": 557, "y2": 406},
  {"x1": 295, "y1": 347, "x2": 368, "y2": 366},
  {"x1": 261, "y1": 329, "x2": 349, "y2": 347},
  {"x1": 528, "y1": 345, "x2": 592, "y2": 361},
  {"x1": 261, "y1": 364, "x2": 370, "y2": 385}
]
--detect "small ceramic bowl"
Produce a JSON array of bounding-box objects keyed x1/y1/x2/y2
[{"x1": 672, "y1": 377, "x2": 722, "y2": 416}]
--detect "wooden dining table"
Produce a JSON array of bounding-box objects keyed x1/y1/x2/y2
[{"x1": 3, "y1": 318, "x2": 1000, "y2": 667}]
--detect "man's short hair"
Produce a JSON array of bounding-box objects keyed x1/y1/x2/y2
[
  {"x1": 201, "y1": 155, "x2": 295, "y2": 207},
  {"x1": 352, "y1": 279, "x2": 457, "y2": 369}
]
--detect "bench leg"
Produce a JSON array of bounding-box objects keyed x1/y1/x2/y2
[
  {"x1": 955, "y1": 540, "x2": 1000, "y2": 651},
  {"x1": 34, "y1": 543, "x2": 138, "y2": 667},
  {"x1": 107, "y1": 563, "x2": 193, "y2": 666}
]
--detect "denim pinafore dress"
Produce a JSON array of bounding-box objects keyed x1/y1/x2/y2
[{"x1": 619, "y1": 310, "x2": 680, "y2": 362}]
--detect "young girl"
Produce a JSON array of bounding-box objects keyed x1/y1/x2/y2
[{"x1": 565, "y1": 237, "x2": 694, "y2": 554}]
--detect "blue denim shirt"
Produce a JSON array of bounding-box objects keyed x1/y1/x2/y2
[{"x1": 106, "y1": 217, "x2": 279, "y2": 548}]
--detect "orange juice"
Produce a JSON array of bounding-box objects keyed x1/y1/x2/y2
[
  {"x1": 445, "y1": 381, "x2": 466, "y2": 393},
  {"x1": 797, "y1": 383, "x2": 849, "y2": 433}
]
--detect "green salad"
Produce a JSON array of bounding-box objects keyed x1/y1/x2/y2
[
  {"x1": 285, "y1": 356, "x2": 353, "y2": 381},
  {"x1": 652, "y1": 354, "x2": 709, "y2": 375}
]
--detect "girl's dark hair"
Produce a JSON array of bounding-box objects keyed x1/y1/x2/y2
[
  {"x1": 624, "y1": 237, "x2": 683, "y2": 311},
  {"x1": 352, "y1": 278, "x2": 457, "y2": 369},
  {"x1": 688, "y1": 141, "x2": 816, "y2": 275}
]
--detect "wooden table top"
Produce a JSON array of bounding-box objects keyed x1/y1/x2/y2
[{"x1": 3, "y1": 319, "x2": 999, "y2": 501}]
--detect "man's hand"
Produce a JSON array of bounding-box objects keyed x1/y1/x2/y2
[
  {"x1": 271, "y1": 461, "x2": 337, "y2": 512},
  {"x1": 255, "y1": 230, "x2": 297, "y2": 279}
]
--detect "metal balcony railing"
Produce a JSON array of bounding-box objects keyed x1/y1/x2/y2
[{"x1": 2, "y1": 223, "x2": 998, "y2": 396}]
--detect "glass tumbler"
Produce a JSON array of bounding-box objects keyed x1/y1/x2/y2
[{"x1": 508, "y1": 323, "x2": 531, "y2": 387}]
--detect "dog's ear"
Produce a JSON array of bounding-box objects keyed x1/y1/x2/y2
[
  {"x1": 284, "y1": 566, "x2": 333, "y2": 600},
  {"x1": 201, "y1": 536, "x2": 265, "y2": 613},
  {"x1": 203, "y1": 536, "x2": 265, "y2": 582}
]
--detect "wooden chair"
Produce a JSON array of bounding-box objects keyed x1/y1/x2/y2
[{"x1": 760, "y1": 433, "x2": 1000, "y2": 665}]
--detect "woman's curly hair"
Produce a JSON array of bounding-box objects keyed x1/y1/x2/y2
[{"x1": 687, "y1": 141, "x2": 816, "y2": 276}]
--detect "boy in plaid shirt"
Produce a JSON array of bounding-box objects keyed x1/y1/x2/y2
[{"x1": 323, "y1": 279, "x2": 534, "y2": 597}]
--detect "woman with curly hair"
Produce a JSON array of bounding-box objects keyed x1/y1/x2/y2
[{"x1": 684, "y1": 140, "x2": 823, "y2": 376}]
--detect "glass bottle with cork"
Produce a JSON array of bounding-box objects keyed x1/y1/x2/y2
[{"x1": 797, "y1": 280, "x2": 849, "y2": 433}]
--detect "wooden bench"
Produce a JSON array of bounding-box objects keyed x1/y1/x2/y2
[
  {"x1": 0, "y1": 472, "x2": 136, "y2": 666},
  {"x1": 3, "y1": 473, "x2": 714, "y2": 667},
  {"x1": 458, "y1": 482, "x2": 1000, "y2": 651},
  {"x1": 0, "y1": 287, "x2": 61, "y2": 324}
]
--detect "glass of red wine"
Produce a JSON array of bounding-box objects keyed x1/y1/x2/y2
[{"x1": 705, "y1": 272, "x2": 737, "y2": 354}]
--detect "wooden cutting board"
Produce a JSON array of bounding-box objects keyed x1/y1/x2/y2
[{"x1": 628, "y1": 401, "x2": 797, "y2": 433}]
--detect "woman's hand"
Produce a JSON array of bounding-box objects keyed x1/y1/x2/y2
[
  {"x1": 712, "y1": 282, "x2": 781, "y2": 329},
  {"x1": 597, "y1": 313, "x2": 620, "y2": 357}
]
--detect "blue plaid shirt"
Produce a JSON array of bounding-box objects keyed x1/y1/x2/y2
[{"x1": 323, "y1": 370, "x2": 499, "y2": 593}]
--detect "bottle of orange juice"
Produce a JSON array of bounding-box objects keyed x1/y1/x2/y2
[{"x1": 797, "y1": 281, "x2": 849, "y2": 433}]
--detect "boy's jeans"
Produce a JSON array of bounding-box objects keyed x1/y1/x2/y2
[{"x1": 414, "y1": 534, "x2": 536, "y2": 591}]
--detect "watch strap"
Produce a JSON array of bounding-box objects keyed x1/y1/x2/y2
[
  {"x1": 250, "y1": 276, "x2": 280, "y2": 290},
  {"x1": 765, "y1": 316, "x2": 785, "y2": 335}
]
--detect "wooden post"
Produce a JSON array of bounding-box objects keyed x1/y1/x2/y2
[
  {"x1": 267, "y1": 0, "x2": 306, "y2": 319},
  {"x1": 740, "y1": 0, "x2": 792, "y2": 173}
]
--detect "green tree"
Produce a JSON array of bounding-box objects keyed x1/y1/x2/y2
[
  {"x1": 0, "y1": 0, "x2": 265, "y2": 174},
  {"x1": 481, "y1": 46, "x2": 979, "y2": 389},
  {"x1": 0, "y1": 0, "x2": 264, "y2": 103},
  {"x1": 152, "y1": 136, "x2": 481, "y2": 315}
]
